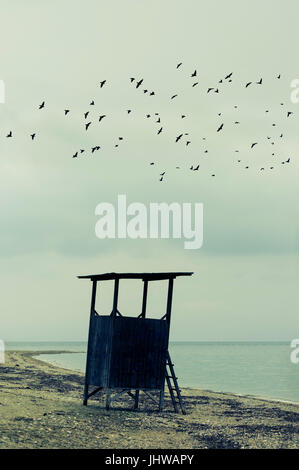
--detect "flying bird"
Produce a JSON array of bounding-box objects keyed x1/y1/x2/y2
[
  {"x1": 99, "y1": 115, "x2": 106, "y2": 122},
  {"x1": 136, "y1": 79, "x2": 143, "y2": 89},
  {"x1": 6, "y1": 131, "x2": 12, "y2": 138},
  {"x1": 30, "y1": 133, "x2": 36, "y2": 140},
  {"x1": 245, "y1": 82, "x2": 252, "y2": 88},
  {"x1": 251, "y1": 142, "x2": 258, "y2": 148},
  {"x1": 217, "y1": 123, "x2": 224, "y2": 132},
  {"x1": 85, "y1": 122, "x2": 91, "y2": 130},
  {"x1": 64, "y1": 109, "x2": 70, "y2": 115},
  {"x1": 191, "y1": 70, "x2": 197, "y2": 77},
  {"x1": 175, "y1": 134, "x2": 183, "y2": 142},
  {"x1": 39, "y1": 101, "x2": 45, "y2": 109},
  {"x1": 157, "y1": 127, "x2": 163, "y2": 135},
  {"x1": 99, "y1": 80, "x2": 106, "y2": 88},
  {"x1": 225, "y1": 72, "x2": 233, "y2": 79},
  {"x1": 176, "y1": 62, "x2": 182, "y2": 69},
  {"x1": 171, "y1": 94, "x2": 178, "y2": 99}
]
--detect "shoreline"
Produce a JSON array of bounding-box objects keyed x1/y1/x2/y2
[
  {"x1": 33, "y1": 350, "x2": 299, "y2": 408},
  {"x1": 1, "y1": 350, "x2": 299, "y2": 448}
]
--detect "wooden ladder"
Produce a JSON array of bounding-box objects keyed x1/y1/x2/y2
[{"x1": 165, "y1": 351, "x2": 186, "y2": 414}]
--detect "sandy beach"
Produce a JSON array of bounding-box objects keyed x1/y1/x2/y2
[{"x1": 1, "y1": 350, "x2": 299, "y2": 449}]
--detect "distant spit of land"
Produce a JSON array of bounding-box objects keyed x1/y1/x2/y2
[{"x1": 1, "y1": 350, "x2": 299, "y2": 449}]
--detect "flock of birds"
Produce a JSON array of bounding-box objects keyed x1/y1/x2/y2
[{"x1": 3, "y1": 64, "x2": 294, "y2": 182}]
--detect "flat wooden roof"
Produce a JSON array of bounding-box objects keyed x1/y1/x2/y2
[{"x1": 78, "y1": 272, "x2": 193, "y2": 281}]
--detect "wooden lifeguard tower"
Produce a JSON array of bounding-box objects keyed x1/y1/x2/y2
[{"x1": 78, "y1": 272, "x2": 193, "y2": 413}]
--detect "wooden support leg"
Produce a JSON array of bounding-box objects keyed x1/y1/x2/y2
[
  {"x1": 159, "y1": 389, "x2": 165, "y2": 412},
  {"x1": 106, "y1": 389, "x2": 111, "y2": 410},
  {"x1": 134, "y1": 390, "x2": 140, "y2": 409},
  {"x1": 83, "y1": 383, "x2": 89, "y2": 406}
]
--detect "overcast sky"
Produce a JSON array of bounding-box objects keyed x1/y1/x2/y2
[{"x1": 0, "y1": 0, "x2": 298, "y2": 341}]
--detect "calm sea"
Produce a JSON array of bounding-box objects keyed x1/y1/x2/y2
[{"x1": 5, "y1": 341, "x2": 299, "y2": 403}]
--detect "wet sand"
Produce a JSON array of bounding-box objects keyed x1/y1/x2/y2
[{"x1": 1, "y1": 350, "x2": 299, "y2": 449}]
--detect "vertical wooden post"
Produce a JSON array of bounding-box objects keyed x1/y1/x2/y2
[
  {"x1": 83, "y1": 279, "x2": 97, "y2": 405},
  {"x1": 111, "y1": 278, "x2": 119, "y2": 317},
  {"x1": 141, "y1": 280, "x2": 148, "y2": 318},
  {"x1": 106, "y1": 389, "x2": 111, "y2": 410},
  {"x1": 134, "y1": 390, "x2": 140, "y2": 409},
  {"x1": 165, "y1": 278, "x2": 174, "y2": 327},
  {"x1": 159, "y1": 388, "x2": 165, "y2": 412}
]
